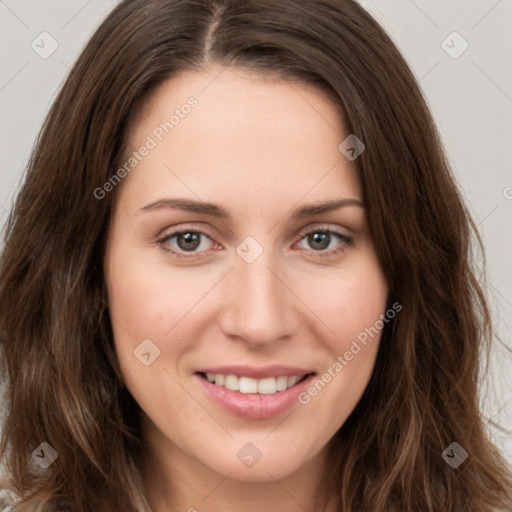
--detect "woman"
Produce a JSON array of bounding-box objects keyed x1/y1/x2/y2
[{"x1": 0, "y1": 0, "x2": 511, "y2": 510}]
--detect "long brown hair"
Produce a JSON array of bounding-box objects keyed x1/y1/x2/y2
[{"x1": 1, "y1": 1, "x2": 511, "y2": 510}]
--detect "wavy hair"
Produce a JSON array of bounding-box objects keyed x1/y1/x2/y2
[{"x1": 1, "y1": 0, "x2": 511, "y2": 510}]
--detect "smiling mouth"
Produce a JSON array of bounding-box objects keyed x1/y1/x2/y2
[{"x1": 197, "y1": 371, "x2": 315, "y2": 395}]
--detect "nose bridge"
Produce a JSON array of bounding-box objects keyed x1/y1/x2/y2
[{"x1": 220, "y1": 242, "x2": 295, "y2": 346}]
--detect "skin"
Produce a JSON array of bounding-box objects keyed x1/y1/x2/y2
[{"x1": 104, "y1": 65, "x2": 388, "y2": 512}]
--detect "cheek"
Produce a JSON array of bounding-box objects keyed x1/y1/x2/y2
[
  {"x1": 297, "y1": 251, "x2": 388, "y2": 422},
  {"x1": 106, "y1": 245, "x2": 200, "y2": 340},
  {"x1": 104, "y1": 245, "x2": 176, "y2": 377},
  {"x1": 105, "y1": 253, "x2": 195, "y2": 418},
  {"x1": 307, "y1": 250, "x2": 388, "y2": 350}
]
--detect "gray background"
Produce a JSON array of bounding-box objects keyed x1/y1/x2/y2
[{"x1": 1, "y1": 0, "x2": 511, "y2": 465}]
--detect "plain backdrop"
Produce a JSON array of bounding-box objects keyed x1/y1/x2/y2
[{"x1": 0, "y1": 0, "x2": 511, "y2": 466}]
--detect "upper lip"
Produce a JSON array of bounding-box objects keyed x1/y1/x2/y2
[{"x1": 195, "y1": 365, "x2": 316, "y2": 380}]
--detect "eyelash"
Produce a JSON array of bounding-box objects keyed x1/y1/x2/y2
[{"x1": 156, "y1": 225, "x2": 353, "y2": 260}]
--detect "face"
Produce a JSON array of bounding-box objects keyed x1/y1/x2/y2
[{"x1": 104, "y1": 65, "x2": 388, "y2": 484}]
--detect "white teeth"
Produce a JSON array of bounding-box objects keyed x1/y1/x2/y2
[
  {"x1": 287, "y1": 376, "x2": 298, "y2": 387},
  {"x1": 224, "y1": 374, "x2": 239, "y2": 391},
  {"x1": 276, "y1": 376, "x2": 288, "y2": 391},
  {"x1": 203, "y1": 373, "x2": 307, "y2": 394},
  {"x1": 258, "y1": 377, "x2": 276, "y2": 395},
  {"x1": 239, "y1": 377, "x2": 258, "y2": 394}
]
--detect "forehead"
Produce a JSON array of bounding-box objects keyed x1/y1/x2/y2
[{"x1": 117, "y1": 65, "x2": 361, "y2": 216}]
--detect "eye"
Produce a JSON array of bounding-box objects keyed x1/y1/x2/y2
[
  {"x1": 157, "y1": 229, "x2": 220, "y2": 259},
  {"x1": 157, "y1": 225, "x2": 353, "y2": 260},
  {"x1": 294, "y1": 227, "x2": 353, "y2": 258}
]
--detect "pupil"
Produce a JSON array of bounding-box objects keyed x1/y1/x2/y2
[
  {"x1": 178, "y1": 232, "x2": 200, "y2": 251},
  {"x1": 309, "y1": 232, "x2": 329, "y2": 250}
]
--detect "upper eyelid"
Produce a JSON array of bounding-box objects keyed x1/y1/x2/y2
[
  {"x1": 157, "y1": 224, "x2": 216, "y2": 242},
  {"x1": 295, "y1": 224, "x2": 351, "y2": 238},
  {"x1": 158, "y1": 222, "x2": 350, "y2": 239}
]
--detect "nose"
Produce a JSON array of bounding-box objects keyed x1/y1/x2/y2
[{"x1": 218, "y1": 247, "x2": 298, "y2": 348}]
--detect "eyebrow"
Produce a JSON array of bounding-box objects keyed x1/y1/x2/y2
[{"x1": 139, "y1": 197, "x2": 364, "y2": 220}]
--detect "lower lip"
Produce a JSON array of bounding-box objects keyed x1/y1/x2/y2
[{"x1": 195, "y1": 373, "x2": 316, "y2": 420}]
